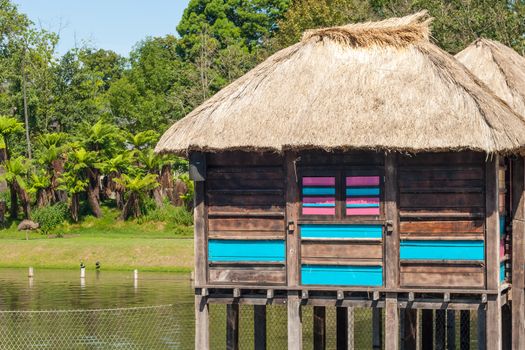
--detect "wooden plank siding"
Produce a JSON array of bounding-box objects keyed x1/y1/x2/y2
[
  {"x1": 398, "y1": 152, "x2": 487, "y2": 289},
  {"x1": 205, "y1": 152, "x2": 286, "y2": 285}
]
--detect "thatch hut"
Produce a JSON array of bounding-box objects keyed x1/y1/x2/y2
[
  {"x1": 157, "y1": 12, "x2": 525, "y2": 350},
  {"x1": 456, "y1": 38, "x2": 525, "y2": 118}
]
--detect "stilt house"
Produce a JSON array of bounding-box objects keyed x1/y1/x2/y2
[{"x1": 156, "y1": 12, "x2": 525, "y2": 350}]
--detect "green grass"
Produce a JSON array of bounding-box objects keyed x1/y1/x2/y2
[{"x1": 0, "y1": 206, "x2": 194, "y2": 272}]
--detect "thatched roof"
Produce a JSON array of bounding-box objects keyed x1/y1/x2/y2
[
  {"x1": 456, "y1": 38, "x2": 525, "y2": 118},
  {"x1": 156, "y1": 12, "x2": 525, "y2": 156}
]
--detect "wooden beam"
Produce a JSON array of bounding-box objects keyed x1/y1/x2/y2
[
  {"x1": 512, "y1": 157, "x2": 525, "y2": 349},
  {"x1": 336, "y1": 307, "x2": 348, "y2": 350},
  {"x1": 459, "y1": 310, "x2": 470, "y2": 350},
  {"x1": 485, "y1": 156, "x2": 501, "y2": 350},
  {"x1": 285, "y1": 152, "x2": 300, "y2": 287},
  {"x1": 403, "y1": 308, "x2": 418, "y2": 349},
  {"x1": 226, "y1": 303, "x2": 239, "y2": 350},
  {"x1": 385, "y1": 154, "x2": 399, "y2": 288},
  {"x1": 446, "y1": 310, "x2": 456, "y2": 350},
  {"x1": 372, "y1": 307, "x2": 382, "y2": 350},
  {"x1": 422, "y1": 309, "x2": 433, "y2": 350},
  {"x1": 254, "y1": 305, "x2": 266, "y2": 350},
  {"x1": 288, "y1": 292, "x2": 302, "y2": 350},
  {"x1": 193, "y1": 164, "x2": 207, "y2": 286},
  {"x1": 314, "y1": 306, "x2": 326, "y2": 350},
  {"x1": 195, "y1": 294, "x2": 209, "y2": 350},
  {"x1": 385, "y1": 293, "x2": 399, "y2": 350},
  {"x1": 435, "y1": 310, "x2": 446, "y2": 350}
]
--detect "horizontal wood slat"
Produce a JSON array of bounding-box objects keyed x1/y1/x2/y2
[
  {"x1": 209, "y1": 266, "x2": 286, "y2": 285},
  {"x1": 400, "y1": 263, "x2": 484, "y2": 288},
  {"x1": 301, "y1": 241, "x2": 382, "y2": 261}
]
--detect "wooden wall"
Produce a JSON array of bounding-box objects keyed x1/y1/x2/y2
[
  {"x1": 398, "y1": 153, "x2": 486, "y2": 289},
  {"x1": 195, "y1": 150, "x2": 503, "y2": 291},
  {"x1": 205, "y1": 152, "x2": 286, "y2": 285}
]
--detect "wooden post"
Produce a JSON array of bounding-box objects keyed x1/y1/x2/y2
[
  {"x1": 385, "y1": 154, "x2": 399, "y2": 288},
  {"x1": 285, "y1": 152, "x2": 300, "y2": 287},
  {"x1": 288, "y1": 292, "x2": 302, "y2": 350},
  {"x1": 314, "y1": 306, "x2": 326, "y2": 350},
  {"x1": 435, "y1": 310, "x2": 446, "y2": 350},
  {"x1": 347, "y1": 307, "x2": 354, "y2": 350},
  {"x1": 372, "y1": 307, "x2": 382, "y2": 350},
  {"x1": 193, "y1": 174, "x2": 207, "y2": 287},
  {"x1": 501, "y1": 303, "x2": 511, "y2": 350},
  {"x1": 459, "y1": 310, "x2": 470, "y2": 350},
  {"x1": 446, "y1": 310, "x2": 456, "y2": 350},
  {"x1": 254, "y1": 305, "x2": 266, "y2": 350},
  {"x1": 226, "y1": 303, "x2": 239, "y2": 350},
  {"x1": 403, "y1": 308, "x2": 417, "y2": 349},
  {"x1": 195, "y1": 294, "x2": 209, "y2": 350},
  {"x1": 385, "y1": 293, "x2": 399, "y2": 350},
  {"x1": 422, "y1": 310, "x2": 433, "y2": 350},
  {"x1": 477, "y1": 306, "x2": 487, "y2": 350},
  {"x1": 485, "y1": 156, "x2": 502, "y2": 350},
  {"x1": 336, "y1": 307, "x2": 348, "y2": 350},
  {"x1": 512, "y1": 157, "x2": 525, "y2": 349}
]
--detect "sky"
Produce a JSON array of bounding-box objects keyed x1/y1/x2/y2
[{"x1": 13, "y1": 0, "x2": 191, "y2": 56}]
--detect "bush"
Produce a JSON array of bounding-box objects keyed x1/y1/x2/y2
[
  {"x1": 138, "y1": 204, "x2": 193, "y2": 226},
  {"x1": 31, "y1": 203, "x2": 68, "y2": 235}
]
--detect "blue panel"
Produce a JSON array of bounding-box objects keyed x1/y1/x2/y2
[
  {"x1": 346, "y1": 203, "x2": 380, "y2": 208},
  {"x1": 346, "y1": 187, "x2": 380, "y2": 196},
  {"x1": 500, "y1": 216, "x2": 505, "y2": 235},
  {"x1": 303, "y1": 187, "x2": 335, "y2": 195},
  {"x1": 400, "y1": 240, "x2": 484, "y2": 261},
  {"x1": 303, "y1": 203, "x2": 336, "y2": 207},
  {"x1": 300, "y1": 224, "x2": 383, "y2": 239},
  {"x1": 301, "y1": 265, "x2": 383, "y2": 286},
  {"x1": 208, "y1": 240, "x2": 285, "y2": 262},
  {"x1": 501, "y1": 262, "x2": 505, "y2": 283}
]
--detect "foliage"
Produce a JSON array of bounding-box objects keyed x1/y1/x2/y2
[
  {"x1": 31, "y1": 202, "x2": 68, "y2": 235},
  {"x1": 177, "y1": 173, "x2": 194, "y2": 207}
]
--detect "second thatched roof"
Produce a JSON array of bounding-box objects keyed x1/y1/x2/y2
[
  {"x1": 456, "y1": 38, "x2": 525, "y2": 118},
  {"x1": 156, "y1": 12, "x2": 525, "y2": 156}
]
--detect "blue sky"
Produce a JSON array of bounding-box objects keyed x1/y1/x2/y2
[{"x1": 13, "y1": 0, "x2": 191, "y2": 56}]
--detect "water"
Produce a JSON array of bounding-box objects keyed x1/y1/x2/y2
[
  {"x1": 0, "y1": 268, "x2": 196, "y2": 349},
  {"x1": 0, "y1": 268, "x2": 194, "y2": 310}
]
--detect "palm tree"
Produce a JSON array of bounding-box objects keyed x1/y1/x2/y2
[
  {"x1": 35, "y1": 132, "x2": 68, "y2": 203},
  {"x1": 98, "y1": 153, "x2": 131, "y2": 209},
  {"x1": 29, "y1": 171, "x2": 52, "y2": 208},
  {"x1": 114, "y1": 173, "x2": 158, "y2": 220},
  {"x1": 58, "y1": 171, "x2": 88, "y2": 222},
  {"x1": 0, "y1": 116, "x2": 25, "y2": 218},
  {"x1": 62, "y1": 146, "x2": 102, "y2": 217},
  {"x1": 0, "y1": 157, "x2": 31, "y2": 219}
]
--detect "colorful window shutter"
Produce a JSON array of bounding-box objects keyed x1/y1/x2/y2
[
  {"x1": 302, "y1": 177, "x2": 336, "y2": 215},
  {"x1": 346, "y1": 176, "x2": 380, "y2": 216}
]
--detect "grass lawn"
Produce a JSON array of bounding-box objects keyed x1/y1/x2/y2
[{"x1": 0, "y1": 207, "x2": 194, "y2": 272}]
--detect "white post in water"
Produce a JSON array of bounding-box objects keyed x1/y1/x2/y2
[
  {"x1": 134, "y1": 269, "x2": 138, "y2": 289},
  {"x1": 80, "y1": 266, "x2": 85, "y2": 279},
  {"x1": 28, "y1": 267, "x2": 34, "y2": 278}
]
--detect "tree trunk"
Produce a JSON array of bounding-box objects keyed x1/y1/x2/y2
[
  {"x1": 70, "y1": 193, "x2": 79, "y2": 222},
  {"x1": 21, "y1": 57, "x2": 32, "y2": 159},
  {"x1": 36, "y1": 189, "x2": 50, "y2": 208},
  {"x1": 9, "y1": 183, "x2": 18, "y2": 219},
  {"x1": 51, "y1": 159, "x2": 67, "y2": 203},
  {"x1": 87, "y1": 169, "x2": 102, "y2": 217},
  {"x1": 160, "y1": 165, "x2": 174, "y2": 202},
  {"x1": 153, "y1": 187, "x2": 164, "y2": 207},
  {"x1": 14, "y1": 182, "x2": 30, "y2": 219}
]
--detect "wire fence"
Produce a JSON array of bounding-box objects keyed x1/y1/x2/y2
[{"x1": 0, "y1": 304, "x2": 481, "y2": 349}]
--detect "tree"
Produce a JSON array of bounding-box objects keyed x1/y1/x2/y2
[
  {"x1": 61, "y1": 146, "x2": 100, "y2": 218},
  {"x1": 0, "y1": 115, "x2": 23, "y2": 160},
  {"x1": 0, "y1": 156, "x2": 31, "y2": 219},
  {"x1": 29, "y1": 171, "x2": 51, "y2": 207},
  {"x1": 35, "y1": 132, "x2": 68, "y2": 203},
  {"x1": 114, "y1": 173, "x2": 159, "y2": 220}
]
